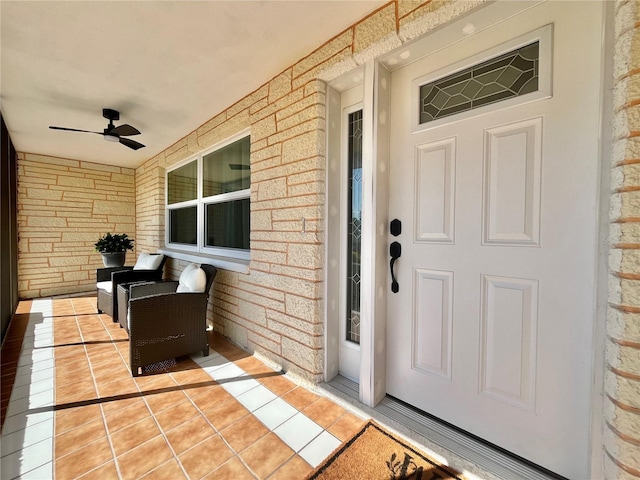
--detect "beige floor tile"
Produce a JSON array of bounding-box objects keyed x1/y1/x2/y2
[
  {"x1": 190, "y1": 384, "x2": 233, "y2": 411},
  {"x1": 135, "y1": 373, "x2": 178, "y2": 390},
  {"x1": 101, "y1": 394, "x2": 145, "y2": 416},
  {"x1": 116, "y1": 436, "x2": 174, "y2": 480},
  {"x1": 268, "y1": 455, "x2": 314, "y2": 480},
  {"x1": 165, "y1": 415, "x2": 216, "y2": 454},
  {"x1": 97, "y1": 376, "x2": 140, "y2": 399},
  {"x1": 104, "y1": 400, "x2": 152, "y2": 434},
  {"x1": 259, "y1": 374, "x2": 297, "y2": 397},
  {"x1": 179, "y1": 434, "x2": 235, "y2": 479},
  {"x1": 55, "y1": 436, "x2": 113, "y2": 479},
  {"x1": 302, "y1": 397, "x2": 347, "y2": 428},
  {"x1": 55, "y1": 404, "x2": 103, "y2": 434},
  {"x1": 144, "y1": 388, "x2": 189, "y2": 414},
  {"x1": 109, "y1": 416, "x2": 163, "y2": 456},
  {"x1": 203, "y1": 457, "x2": 257, "y2": 479},
  {"x1": 154, "y1": 399, "x2": 200, "y2": 432},
  {"x1": 220, "y1": 414, "x2": 270, "y2": 453},
  {"x1": 76, "y1": 460, "x2": 120, "y2": 479},
  {"x1": 140, "y1": 459, "x2": 188, "y2": 479},
  {"x1": 326, "y1": 412, "x2": 366, "y2": 441},
  {"x1": 55, "y1": 384, "x2": 98, "y2": 405},
  {"x1": 240, "y1": 432, "x2": 295, "y2": 479},
  {"x1": 202, "y1": 397, "x2": 250, "y2": 431},
  {"x1": 170, "y1": 364, "x2": 213, "y2": 385},
  {"x1": 55, "y1": 417, "x2": 107, "y2": 458},
  {"x1": 281, "y1": 386, "x2": 321, "y2": 410}
]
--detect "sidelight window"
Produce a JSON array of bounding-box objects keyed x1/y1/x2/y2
[{"x1": 346, "y1": 109, "x2": 363, "y2": 344}]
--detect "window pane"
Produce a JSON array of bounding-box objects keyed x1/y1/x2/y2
[
  {"x1": 346, "y1": 110, "x2": 362, "y2": 344},
  {"x1": 203, "y1": 137, "x2": 250, "y2": 197},
  {"x1": 169, "y1": 206, "x2": 197, "y2": 245},
  {"x1": 205, "y1": 199, "x2": 250, "y2": 250},
  {"x1": 167, "y1": 161, "x2": 197, "y2": 204},
  {"x1": 419, "y1": 41, "x2": 539, "y2": 124}
]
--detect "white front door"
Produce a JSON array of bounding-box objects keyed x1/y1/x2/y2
[{"x1": 385, "y1": 2, "x2": 603, "y2": 478}]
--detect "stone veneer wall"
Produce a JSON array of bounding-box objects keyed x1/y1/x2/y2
[
  {"x1": 134, "y1": 0, "x2": 487, "y2": 380},
  {"x1": 17, "y1": 153, "x2": 135, "y2": 298},
  {"x1": 606, "y1": 2, "x2": 640, "y2": 478}
]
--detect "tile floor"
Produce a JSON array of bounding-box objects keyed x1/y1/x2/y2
[{"x1": 0, "y1": 295, "x2": 368, "y2": 479}]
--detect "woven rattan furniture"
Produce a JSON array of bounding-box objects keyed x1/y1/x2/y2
[
  {"x1": 123, "y1": 263, "x2": 217, "y2": 376},
  {"x1": 96, "y1": 253, "x2": 166, "y2": 322}
]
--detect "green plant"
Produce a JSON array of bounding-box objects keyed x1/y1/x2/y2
[{"x1": 94, "y1": 233, "x2": 134, "y2": 253}]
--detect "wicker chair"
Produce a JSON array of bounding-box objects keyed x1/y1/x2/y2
[
  {"x1": 123, "y1": 263, "x2": 217, "y2": 376},
  {"x1": 96, "y1": 253, "x2": 166, "y2": 322}
]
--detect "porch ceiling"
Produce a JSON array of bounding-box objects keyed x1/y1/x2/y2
[{"x1": 0, "y1": 1, "x2": 384, "y2": 169}]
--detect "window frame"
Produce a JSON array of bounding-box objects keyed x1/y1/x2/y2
[{"x1": 165, "y1": 129, "x2": 251, "y2": 261}]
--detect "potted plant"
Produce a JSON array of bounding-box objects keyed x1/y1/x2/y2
[{"x1": 95, "y1": 232, "x2": 134, "y2": 267}]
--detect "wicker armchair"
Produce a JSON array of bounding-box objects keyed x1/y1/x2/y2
[
  {"x1": 96, "y1": 253, "x2": 166, "y2": 321},
  {"x1": 123, "y1": 263, "x2": 217, "y2": 376}
]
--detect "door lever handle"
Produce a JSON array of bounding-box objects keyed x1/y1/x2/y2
[{"x1": 390, "y1": 241, "x2": 401, "y2": 293}]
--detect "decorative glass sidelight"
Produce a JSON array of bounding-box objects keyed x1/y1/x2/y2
[
  {"x1": 419, "y1": 41, "x2": 539, "y2": 124},
  {"x1": 346, "y1": 110, "x2": 363, "y2": 344}
]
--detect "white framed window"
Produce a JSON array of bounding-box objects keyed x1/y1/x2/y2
[{"x1": 166, "y1": 130, "x2": 250, "y2": 261}]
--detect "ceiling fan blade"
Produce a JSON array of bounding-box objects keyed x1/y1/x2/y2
[
  {"x1": 110, "y1": 124, "x2": 140, "y2": 136},
  {"x1": 119, "y1": 137, "x2": 145, "y2": 150},
  {"x1": 49, "y1": 126, "x2": 100, "y2": 134}
]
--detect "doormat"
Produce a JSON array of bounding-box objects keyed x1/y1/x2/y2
[{"x1": 307, "y1": 421, "x2": 464, "y2": 480}]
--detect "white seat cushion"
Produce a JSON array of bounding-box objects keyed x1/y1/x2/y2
[
  {"x1": 176, "y1": 263, "x2": 206, "y2": 293},
  {"x1": 96, "y1": 281, "x2": 112, "y2": 294},
  {"x1": 133, "y1": 253, "x2": 164, "y2": 270}
]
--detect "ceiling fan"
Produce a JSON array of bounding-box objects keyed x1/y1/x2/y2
[{"x1": 49, "y1": 108, "x2": 145, "y2": 150}]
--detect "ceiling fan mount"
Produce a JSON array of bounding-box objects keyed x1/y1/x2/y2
[
  {"x1": 102, "y1": 108, "x2": 120, "y2": 122},
  {"x1": 49, "y1": 108, "x2": 145, "y2": 151}
]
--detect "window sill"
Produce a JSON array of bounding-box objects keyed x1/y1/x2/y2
[{"x1": 159, "y1": 248, "x2": 250, "y2": 274}]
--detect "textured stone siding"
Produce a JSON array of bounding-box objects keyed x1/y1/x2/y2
[
  {"x1": 17, "y1": 153, "x2": 135, "y2": 298},
  {"x1": 134, "y1": 0, "x2": 490, "y2": 382},
  {"x1": 607, "y1": 2, "x2": 640, "y2": 478}
]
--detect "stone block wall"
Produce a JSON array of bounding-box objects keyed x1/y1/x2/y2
[
  {"x1": 17, "y1": 153, "x2": 135, "y2": 298},
  {"x1": 606, "y1": 2, "x2": 640, "y2": 478},
  {"x1": 131, "y1": 0, "x2": 490, "y2": 382}
]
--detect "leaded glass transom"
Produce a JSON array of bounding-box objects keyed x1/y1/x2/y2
[
  {"x1": 419, "y1": 41, "x2": 539, "y2": 124},
  {"x1": 346, "y1": 110, "x2": 363, "y2": 344}
]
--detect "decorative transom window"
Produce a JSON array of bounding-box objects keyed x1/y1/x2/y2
[
  {"x1": 419, "y1": 41, "x2": 539, "y2": 124},
  {"x1": 166, "y1": 133, "x2": 250, "y2": 260}
]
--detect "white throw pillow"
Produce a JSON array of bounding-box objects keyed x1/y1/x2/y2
[
  {"x1": 133, "y1": 253, "x2": 164, "y2": 270},
  {"x1": 96, "y1": 281, "x2": 112, "y2": 294},
  {"x1": 176, "y1": 263, "x2": 206, "y2": 293}
]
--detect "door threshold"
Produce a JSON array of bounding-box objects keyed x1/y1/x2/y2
[{"x1": 321, "y1": 375, "x2": 563, "y2": 480}]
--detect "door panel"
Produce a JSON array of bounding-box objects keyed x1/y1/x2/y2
[
  {"x1": 413, "y1": 268, "x2": 454, "y2": 380},
  {"x1": 483, "y1": 118, "x2": 542, "y2": 245},
  {"x1": 385, "y1": 2, "x2": 603, "y2": 478},
  {"x1": 415, "y1": 138, "x2": 456, "y2": 243},
  {"x1": 479, "y1": 274, "x2": 538, "y2": 411}
]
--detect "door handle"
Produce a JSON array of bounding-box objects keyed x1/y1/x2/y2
[{"x1": 390, "y1": 241, "x2": 401, "y2": 293}]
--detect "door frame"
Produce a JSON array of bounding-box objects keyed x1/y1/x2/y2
[{"x1": 324, "y1": 1, "x2": 612, "y2": 477}]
